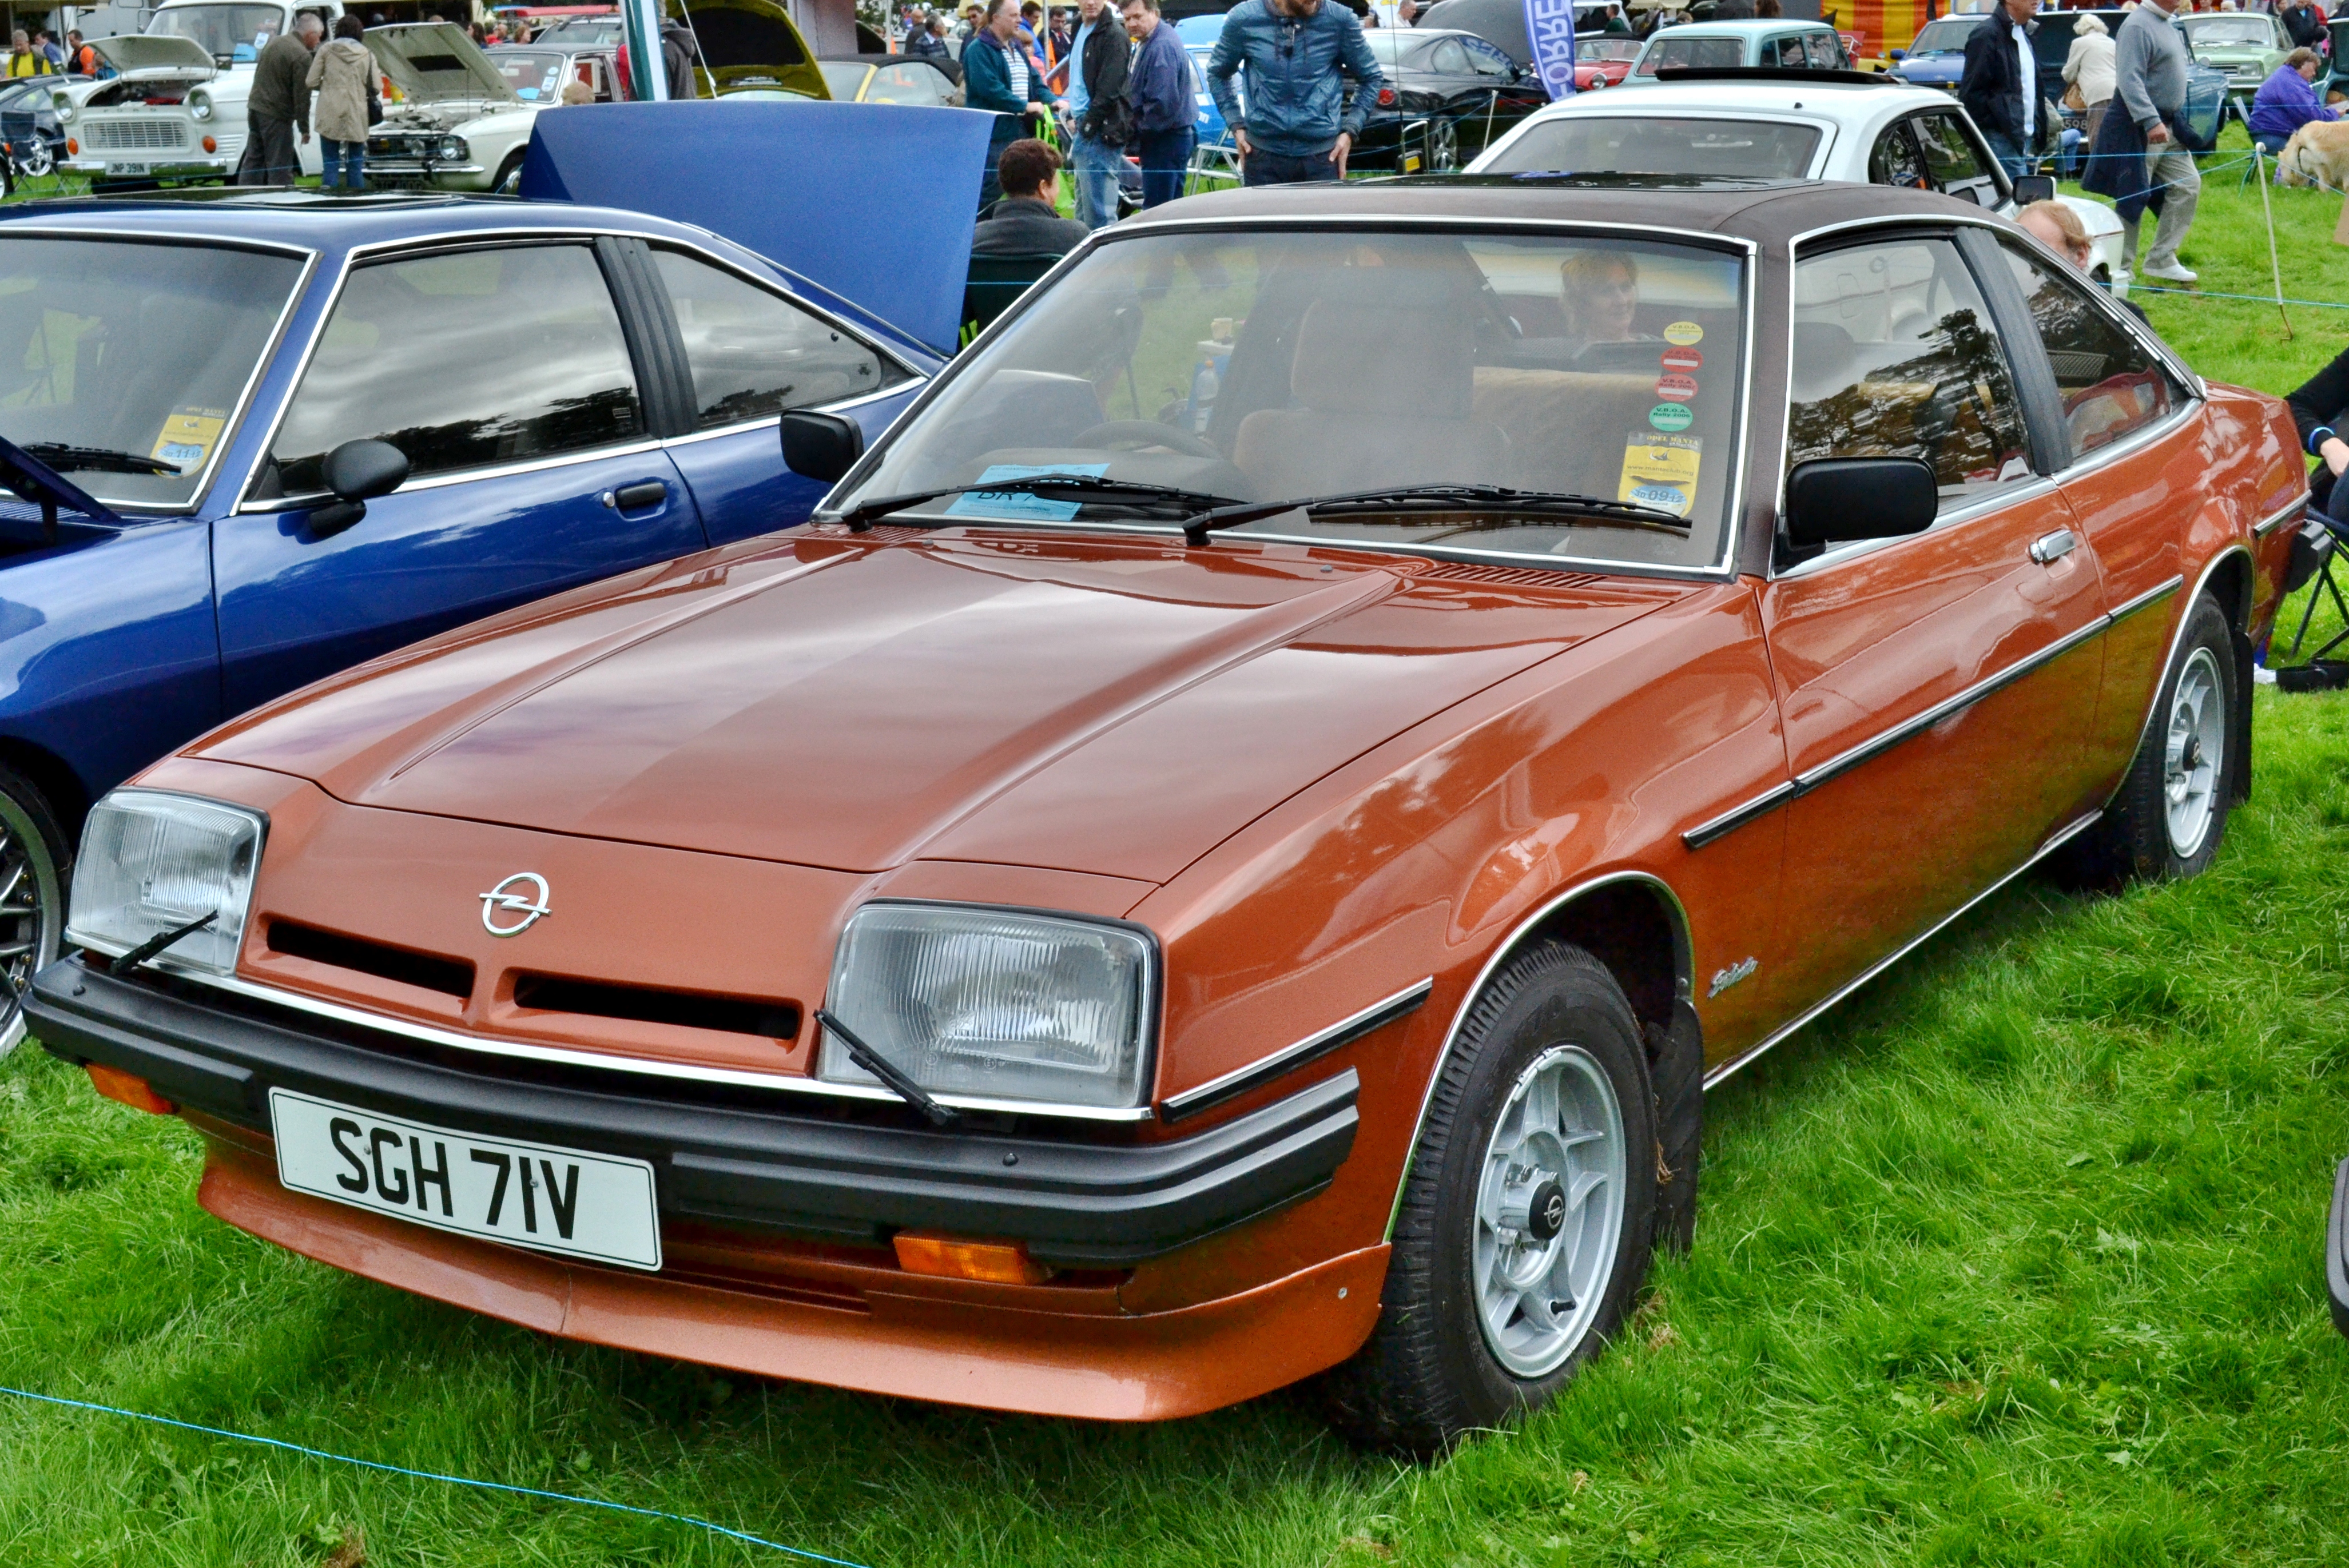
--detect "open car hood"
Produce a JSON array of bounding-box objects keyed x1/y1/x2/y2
[
  {"x1": 673, "y1": 0, "x2": 828, "y2": 98},
  {"x1": 368, "y1": 22, "x2": 519, "y2": 106},
  {"x1": 189, "y1": 533, "x2": 1683, "y2": 884},
  {"x1": 90, "y1": 34, "x2": 217, "y2": 79}
]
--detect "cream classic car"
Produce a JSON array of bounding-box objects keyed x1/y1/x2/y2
[
  {"x1": 363, "y1": 22, "x2": 550, "y2": 192},
  {"x1": 60, "y1": 3, "x2": 343, "y2": 187}
]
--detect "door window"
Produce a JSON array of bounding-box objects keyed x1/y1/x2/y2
[
  {"x1": 2000, "y1": 242, "x2": 2185, "y2": 455},
  {"x1": 867, "y1": 62, "x2": 945, "y2": 103},
  {"x1": 1426, "y1": 37, "x2": 1472, "y2": 74},
  {"x1": 269, "y1": 244, "x2": 642, "y2": 498},
  {"x1": 1462, "y1": 37, "x2": 1515, "y2": 75},
  {"x1": 1914, "y1": 113, "x2": 2001, "y2": 205},
  {"x1": 1787, "y1": 236, "x2": 2032, "y2": 511},
  {"x1": 1869, "y1": 120, "x2": 1927, "y2": 188},
  {"x1": 1803, "y1": 30, "x2": 1845, "y2": 67},
  {"x1": 650, "y1": 248, "x2": 907, "y2": 431}
]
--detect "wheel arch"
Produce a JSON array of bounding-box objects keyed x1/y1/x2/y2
[
  {"x1": 0, "y1": 734, "x2": 88, "y2": 860},
  {"x1": 1384, "y1": 869, "x2": 1692, "y2": 1236}
]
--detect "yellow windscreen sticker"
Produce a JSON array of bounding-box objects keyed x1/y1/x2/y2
[
  {"x1": 1619, "y1": 432, "x2": 1700, "y2": 519},
  {"x1": 152, "y1": 408, "x2": 225, "y2": 471}
]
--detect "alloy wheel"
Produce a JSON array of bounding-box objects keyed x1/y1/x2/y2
[
  {"x1": 0, "y1": 788, "x2": 61, "y2": 1054},
  {"x1": 2163, "y1": 645, "x2": 2225, "y2": 859},
  {"x1": 1472, "y1": 1042, "x2": 1627, "y2": 1378},
  {"x1": 1427, "y1": 118, "x2": 1458, "y2": 173}
]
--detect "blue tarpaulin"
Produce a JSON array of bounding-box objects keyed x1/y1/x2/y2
[{"x1": 519, "y1": 101, "x2": 993, "y2": 355}]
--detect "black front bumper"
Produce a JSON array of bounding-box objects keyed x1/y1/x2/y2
[{"x1": 28, "y1": 958, "x2": 1357, "y2": 1267}]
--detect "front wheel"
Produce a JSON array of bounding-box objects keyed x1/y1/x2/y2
[
  {"x1": 493, "y1": 150, "x2": 524, "y2": 195},
  {"x1": 2060, "y1": 595, "x2": 2237, "y2": 888},
  {"x1": 0, "y1": 765, "x2": 67, "y2": 1055},
  {"x1": 1320, "y1": 943, "x2": 1657, "y2": 1456}
]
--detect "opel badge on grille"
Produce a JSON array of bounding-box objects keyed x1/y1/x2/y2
[{"x1": 479, "y1": 871, "x2": 551, "y2": 937}]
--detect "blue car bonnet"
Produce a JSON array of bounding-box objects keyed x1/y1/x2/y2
[{"x1": 519, "y1": 100, "x2": 993, "y2": 357}]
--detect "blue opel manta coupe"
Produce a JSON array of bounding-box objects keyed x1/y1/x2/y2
[{"x1": 0, "y1": 189, "x2": 943, "y2": 1040}]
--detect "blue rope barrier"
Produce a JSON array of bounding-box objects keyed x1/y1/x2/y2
[
  {"x1": 2132, "y1": 283, "x2": 2349, "y2": 312},
  {"x1": 0, "y1": 1384, "x2": 876, "y2": 1566}
]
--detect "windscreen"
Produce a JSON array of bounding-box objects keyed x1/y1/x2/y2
[
  {"x1": 2186, "y1": 18, "x2": 2274, "y2": 46},
  {"x1": 1635, "y1": 34, "x2": 1743, "y2": 74},
  {"x1": 818, "y1": 60, "x2": 868, "y2": 97},
  {"x1": 1907, "y1": 19, "x2": 1978, "y2": 51},
  {"x1": 149, "y1": 3, "x2": 287, "y2": 57},
  {"x1": 0, "y1": 237, "x2": 302, "y2": 508},
  {"x1": 833, "y1": 230, "x2": 1746, "y2": 572},
  {"x1": 489, "y1": 47, "x2": 565, "y2": 98},
  {"x1": 1484, "y1": 116, "x2": 1822, "y2": 178}
]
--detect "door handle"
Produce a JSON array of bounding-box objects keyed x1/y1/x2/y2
[
  {"x1": 608, "y1": 480, "x2": 668, "y2": 512},
  {"x1": 2028, "y1": 528, "x2": 2077, "y2": 565}
]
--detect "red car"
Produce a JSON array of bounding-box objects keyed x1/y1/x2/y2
[
  {"x1": 1578, "y1": 35, "x2": 1642, "y2": 84},
  {"x1": 34, "y1": 180, "x2": 2304, "y2": 1455}
]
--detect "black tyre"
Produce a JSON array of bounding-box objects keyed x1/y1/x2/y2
[
  {"x1": 494, "y1": 152, "x2": 525, "y2": 195},
  {"x1": 2058, "y1": 595, "x2": 2238, "y2": 889},
  {"x1": 1321, "y1": 943, "x2": 1658, "y2": 1457},
  {"x1": 0, "y1": 764, "x2": 67, "y2": 1054}
]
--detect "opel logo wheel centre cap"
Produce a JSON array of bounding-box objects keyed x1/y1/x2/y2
[{"x1": 479, "y1": 871, "x2": 551, "y2": 937}]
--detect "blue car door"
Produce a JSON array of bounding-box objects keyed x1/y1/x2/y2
[
  {"x1": 213, "y1": 238, "x2": 708, "y2": 715},
  {"x1": 631, "y1": 244, "x2": 925, "y2": 547}
]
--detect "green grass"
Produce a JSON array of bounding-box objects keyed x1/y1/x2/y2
[{"x1": 9, "y1": 137, "x2": 2349, "y2": 1566}]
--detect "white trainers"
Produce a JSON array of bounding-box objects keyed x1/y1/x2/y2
[{"x1": 2142, "y1": 260, "x2": 2199, "y2": 284}]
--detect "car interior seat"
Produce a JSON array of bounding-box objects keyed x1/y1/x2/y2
[{"x1": 1232, "y1": 297, "x2": 1511, "y2": 500}]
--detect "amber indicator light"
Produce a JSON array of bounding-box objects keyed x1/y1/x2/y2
[
  {"x1": 86, "y1": 1062, "x2": 174, "y2": 1116},
  {"x1": 892, "y1": 1231, "x2": 1051, "y2": 1285}
]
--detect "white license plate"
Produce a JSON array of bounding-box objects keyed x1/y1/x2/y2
[
  {"x1": 267, "y1": 1088, "x2": 662, "y2": 1270},
  {"x1": 110, "y1": 162, "x2": 148, "y2": 176}
]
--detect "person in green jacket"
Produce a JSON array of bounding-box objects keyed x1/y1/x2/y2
[{"x1": 238, "y1": 14, "x2": 322, "y2": 186}]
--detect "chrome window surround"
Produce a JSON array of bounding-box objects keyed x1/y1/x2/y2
[
  {"x1": 1159, "y1": 977, "x2": 1432, "y2": 1124},
  {"x1": 816, "y1": 214, "x2": 1762, "y2": 586},
  {"x1": 1384, "y1": 871, "x2": 1692, "y2": 1237},
  {"x1": 1769, "y1": 212, "x2": 2205, "y2": 582},
  {"x1": 104, "y1": 956, "x2": 1162, "y2": 1124},
  {"x1": 0, "y1": 226, "x2": 319, "y2": 518},
  {"x1": 1467, "y1": 107, "x2": 1845, "y2": 181},
  {"x1": 1681, "y1": 578, "x2": 2160, "y2": 850},
  {"x1": 232, "y1": 225, "x2": 927, "y2": 514}
]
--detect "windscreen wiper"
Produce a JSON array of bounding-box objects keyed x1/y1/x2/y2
[
  {"x1": 832, "y1": 473, "x2": 1243, "y2": 532},
  {"x1": 1178, "y1": 485, "x2": 1691, "y2": 546},
  {"x1": 112, "y1": 909, "x2": 217, "y2": 973},
  {"x1": 814, "y1": 1008, "x2": 960, "y2": 1129},
  {"x1": 21, "y1": 443, "x2": 182, "y2": 477}
]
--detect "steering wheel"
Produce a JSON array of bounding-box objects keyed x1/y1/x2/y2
[{"x1": 1074, "y1": 420, "x2": 1222, "y2": 460}]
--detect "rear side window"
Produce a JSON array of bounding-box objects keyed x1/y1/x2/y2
[
  {"x1": 1869, "y1": 121, "x2": 1926, "y2": 188},
  {"x1": 1914, "y1": 113, "x2": 1999, "y2": 205},
  {"x1": 1426, "y1": 37, "x2": 1471, "y2": 74},
  {"x1": 651, "y1": 248, "x2": 907, "y2": 430},
  {"x1": 1787, "y1": 236, "x2": 2032, "y2": 508},
  {"x1": 271, "y1": 243, "x2": 641, "y2": 495},
  {"x1": 2001, "y1": 243, "x2": 2184, "y2": 455},
  {"x1": 1636, "y1": 34, "x2": 1743, "y2": 74}
]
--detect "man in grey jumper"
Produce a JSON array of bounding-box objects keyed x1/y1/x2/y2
[{"x1": 2113, "y1": 0, "x2": 2198, "y2": 284}]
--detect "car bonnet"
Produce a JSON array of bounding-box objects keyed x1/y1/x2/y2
[
  {"x1": 368, "y1": 22, "x2": 522, "y2": 106},
  {"x1": 186, "y1": 533, "x2": 1688, "y2": 885}
]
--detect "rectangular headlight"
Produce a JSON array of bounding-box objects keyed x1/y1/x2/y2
[
  {"x1": 66, "y1": 790, "x2": 266, "y2": 977},
  {"x1": 818, "y1": 903, "x2": 1156, "y2": 1111}
]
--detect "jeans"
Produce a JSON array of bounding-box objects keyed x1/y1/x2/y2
[
  {"x1": 2254, "y1": 129, "x2": 2292, "y2": 157},
  {"x1": 1070, "y1": 131, "x2": 1121, "y2": 228},
  {"x1": 2121, "y1": 141, "x2": 2200, "y2": 270},
  {"x1": 1136, "y1": 126, "x2": 1193, "y2": 208},
  {"x1": 1242, "y1": 147, "x2": 1338, "y2": 186},
  {"x1": 1982, "y1": 128, "x2": 2033, "y2": 182},
  {"x1": 320, "y1": 137, "x2": 364, "y2": 190}
]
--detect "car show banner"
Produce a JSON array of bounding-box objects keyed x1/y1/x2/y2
[{"x1": 1525, "y1": 0, "x2": 1578, "y2": 99}]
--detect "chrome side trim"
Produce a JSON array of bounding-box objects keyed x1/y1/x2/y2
[
  {"x1": 1384, "y1": 870, "x2": 1693, "y2": 1238},
  {"x1": 136, "y1": 965, "x2": 1158, "y2": 1124},
  {"x1": 653, "y1": 380, "x2": 928, "y2": 453},
  {"x1": 1683, "y1": 610, "x2": 2110, "y2": 850},
  {"x1": 1702, "y1": 808, "x2": 2104, "y2": 1091},
  {"x1": 2109, "y1": 573, "x2": 2184, "y2": 624},
  {"x1": 1159, "y1": 977, "x2": 1432, "y2": 1124},
  {"x1": 2255, "y1": 492, "x2": 2309, "y2": 538}
]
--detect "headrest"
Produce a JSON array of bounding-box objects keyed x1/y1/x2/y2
[{"x1": 1291, "y1": 297, "x2": 1476, "y2": 418}]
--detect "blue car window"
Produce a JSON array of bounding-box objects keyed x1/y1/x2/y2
[
  {"x1": 0, "y1": 236, "x2": 303, "y2": 508},
  {"x1": 270, "y1": 244, "x2": 643, "y2": 496},
  {"x1": 650, "y1": 248, "x2": 905, "y2": 430}
]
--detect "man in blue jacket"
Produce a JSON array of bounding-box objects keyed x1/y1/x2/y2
[
  {"x1": 1207, "y1": 0, "x2": 1385, "y2": 185},
  {"x1": 1123, "y1": 0, "x2": 1195, "y2": 208},
  {"x1": 965, "y1": 0, "x2": 1059, "y2": 212}
]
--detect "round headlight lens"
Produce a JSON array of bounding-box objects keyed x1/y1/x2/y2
[
  {"x1": 189, "y1": 89, "x2": 213, "y2": 121},
  {"x1": 435, "y1": 133, "x2": 468, "y2": 161}
]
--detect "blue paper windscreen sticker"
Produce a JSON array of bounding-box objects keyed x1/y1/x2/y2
[{"x1": 944, "y1": 463, "x2": 1111, "y2": 522}]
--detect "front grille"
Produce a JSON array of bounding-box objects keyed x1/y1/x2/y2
[
  {"x1": 512, "y1": 972, "x2": 800, "y2": 1042},
  {"x1": 83, "y1": 118, "x2": 186, "y2": 152},
  {"x1": 268, "y1": 920, "x2": 475, "y2": 999}
]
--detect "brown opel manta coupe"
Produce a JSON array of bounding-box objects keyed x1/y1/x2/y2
[{"x1": 30, "y1": 180, "x2": 2305, "y2": 1454}]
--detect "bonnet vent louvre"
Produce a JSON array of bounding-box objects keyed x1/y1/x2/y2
[
  {"x1": 267, "y1": 921, "x2": 475, "y2": 1000},
  {"x1": 1409, "y1": 562, "x2": 1603, "y2": 587},
  {"x1": 512, "y1": 973, "x2": 801, "y2": 1042}
]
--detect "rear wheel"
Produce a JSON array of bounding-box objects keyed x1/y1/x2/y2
[
  {"x1": 1320, "y1": 944, "x2": 1656, "y2": 1456},
  {"x1": 0, "y1": 766, "x2": 67, "y2": 1056}
]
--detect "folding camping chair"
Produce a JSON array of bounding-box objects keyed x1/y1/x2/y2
[{"x1": 2279, "y1": 510, "x2": 2349, "y2": 687}]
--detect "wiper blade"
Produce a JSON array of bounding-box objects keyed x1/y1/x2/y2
[
  {"x1": 113, "y1": 909, "x2": 217, "y2": 973},
  {"x1": 832, "y1": 473, "x2": 1242, "y2": 532},
  {"x1": 1179, "y1": 485, "x2": 1690, "y2": 546},
  {"x1": 21, "y1": 442, "x2": 182, "y2": 476},
  {"x1": 815, "y1": 1008, "x2": 961, "y2": 1129}
]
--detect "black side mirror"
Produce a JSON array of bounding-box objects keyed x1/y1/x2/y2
[
  {"x1": 1783, "y1": 457, "x2": 1938, "y2": 548},
  {"x1": 781, "y1": 409, "x2": 865, "y2": 484},
  {"x1": 308, "y1": 438, "x2": 410, "y2": 538},
  {"x1": 2011, "y1": 173, "x2": 2056, "y2": 206}
]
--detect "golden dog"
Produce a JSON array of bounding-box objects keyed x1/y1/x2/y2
[{"x1": 2278, "y1": 119, "x2": 2349, "y2": 190}]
